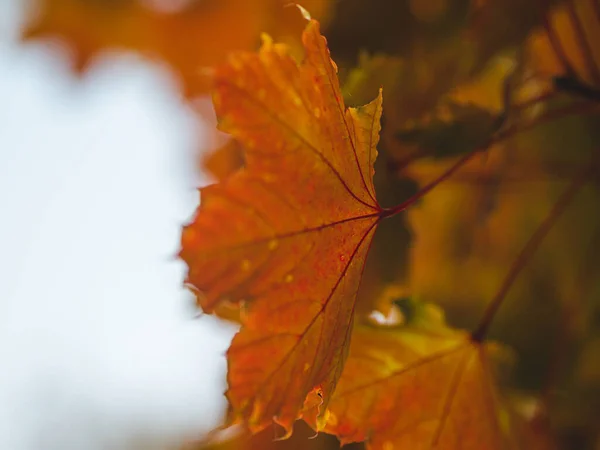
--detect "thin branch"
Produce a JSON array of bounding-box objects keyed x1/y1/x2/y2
[
  {"x1": 471, "y1": 167, "x2": 590, "y2": 342},
  {"x1": 382, "y1": 67, "x2": 522, "y2": 216},
  {"x1": 380, "y1": 150, "x2": 480, "y2": 218},
  {"x1": 381, "y1": 102, "x2": 597, "y2": 222}
]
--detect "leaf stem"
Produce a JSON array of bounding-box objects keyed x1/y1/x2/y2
[
  {"x1": 379, "y1": 150, "x2": 480, "y2": 218},
  {"x1": 471, "y1": 168, "x2": 589, "y2": 342}
]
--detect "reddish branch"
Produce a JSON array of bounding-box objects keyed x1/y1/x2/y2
[
  {"x1": 380, "y1": 150, "x2": 480, "y2": 218},
  {"x1": 471, "y1": 167, "x2": 590, "y2": 342},
  {"x1": 386, "y1": 99, "x2": 598, "y2": 206}
]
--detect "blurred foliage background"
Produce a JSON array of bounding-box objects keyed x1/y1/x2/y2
[{"x1": 19, "y1": 0, "x2": 600, "y2": 448}]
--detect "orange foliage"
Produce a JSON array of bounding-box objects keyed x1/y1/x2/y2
[
  {"x1": 21, "y1": 1, "x2": 600, "y2": 448},
  {"x1": 180, "y1": 20, "x2": 383, "y2": 434},
  {"x1": 23, "y1": 0, "x2": 331, "y2": 96},
  {"x1": 324, "y1": 308, "x2": 509, "y2": 449}
]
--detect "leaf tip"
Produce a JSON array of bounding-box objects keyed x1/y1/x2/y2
[{"x1": 283, "y1": 3, "x2": 312, "y2": 21}]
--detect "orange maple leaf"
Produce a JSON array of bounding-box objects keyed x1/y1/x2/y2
[
  {"x1": 180, "y1": 20, "x2": 383, "y2": 433},
  {"x1": 324, "y1": 304, "x2": 512, "y2": 450}
]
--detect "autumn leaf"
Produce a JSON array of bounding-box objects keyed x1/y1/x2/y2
[
  {"x1": 343, "y1": 51, "x2": 470, "y2": 128},
  {"x1": 13, "y1": 0, "x2": 600, "y2": 448},
  {"x1": 22, "y1": 0, "x2": 332, "y2": 96},
  {"x1": 342, "y1": 50, "x2": 521, "y2": 177},
  {"x1": 323, "y1": 301, "x2": 512, "y2": 449},
  {"x1": 180, "y1": 19, "x2": 384, "y2": 434}
]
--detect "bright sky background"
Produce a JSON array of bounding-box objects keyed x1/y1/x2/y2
[{"x1": 0, "y1": 1, "x2": 237, "y2": 449}]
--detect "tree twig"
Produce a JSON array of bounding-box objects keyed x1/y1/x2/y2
[{"x1": 472, "y1": 167, "x2": 590, "y2": 342}]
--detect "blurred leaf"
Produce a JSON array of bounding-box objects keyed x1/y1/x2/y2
[
  {"x1": 324, "y1": 0, "x2": 470, "y2": 65},
  {"x1": 401, "y1": 100, "x2": 600, "y2": 398},
  {"x1": 323, "y1": 302, "x2": 513, "y2": 449},
  {"x1": 395, "y1": 102, "x2": 498, "y2": 159},
  {"x1": 466, "y1": 0, "x2": 553, "y2": 65},
  {"x1": 23, "y1": 0, "x2": 332, "y2": 96}
]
